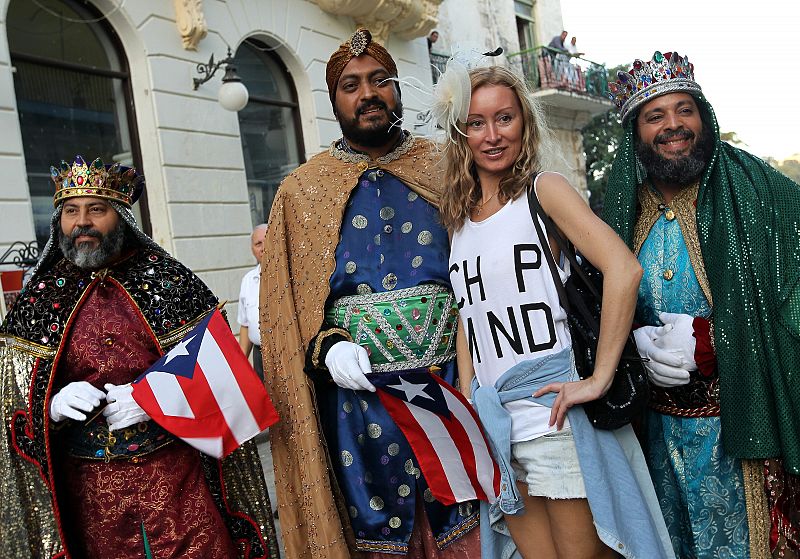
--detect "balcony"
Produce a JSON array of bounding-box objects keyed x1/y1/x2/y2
[
  {"x1": 507, "y1": 46, "x2": 613, "y2": 117},
  {"x1": 429, "y1": 51, "x2": 448, "y2": 84}
]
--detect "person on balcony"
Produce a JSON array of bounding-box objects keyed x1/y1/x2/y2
[
  {"x1": 604, "y1": 50, "x2": 800, "y2": 559},
  {"x1": 427, "y1": 29, "x2": 440, "y2": 51},
  {"x1": 259, "y1": 28, "x2": 480, "y2": 559},
  {"x1": 547, "y1": 30, "x2": 568, "y2": 53},
  {"x1": 544, "y1": 31, "x2": 570, "y2": 88},
  {"x1": 565, "y1": 37, "x2": 585, "y2": 92}
]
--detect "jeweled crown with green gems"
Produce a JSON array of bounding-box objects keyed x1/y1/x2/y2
[
  {"x1": 609, "y1": 51, "x2": 701, "y2": 124},
  {"x1": 50, "y1": 155, "x2": 144, "y2": 207}
]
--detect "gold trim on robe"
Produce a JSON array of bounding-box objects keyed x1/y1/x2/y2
[{"x1": 633, "y1": 182, "x2": 772, "y2": 559}]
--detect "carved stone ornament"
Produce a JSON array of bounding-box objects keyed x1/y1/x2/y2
[
  {"x1": 313, "y1": 0, "x2": 442, "y2": 43},
  {"x1": 173, "y1": 0, "x2": 208, "y2": 51}
]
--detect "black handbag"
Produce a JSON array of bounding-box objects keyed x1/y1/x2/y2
[{"x1": 527, "y1": 183, "x2": 649, "y2": 429}]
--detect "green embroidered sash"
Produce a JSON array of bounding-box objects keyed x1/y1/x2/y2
[{"x1": 325, "y1": 284, "x2": 458, "y2": 372}]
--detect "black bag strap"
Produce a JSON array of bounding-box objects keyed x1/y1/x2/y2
[
  {"x1": 527, "y1": 181, "x2": 572, "y2": 315},
  {"x1": 527, "y1": 183, "x2": 601, "y2": 301},
  {"x1": 526, "y1": 179, "x2": 601, "y2": 336}
]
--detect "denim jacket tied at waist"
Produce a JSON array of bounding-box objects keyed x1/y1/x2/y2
[{"x1": 471, "y1": 347, "x2": 674, "y2": 559}]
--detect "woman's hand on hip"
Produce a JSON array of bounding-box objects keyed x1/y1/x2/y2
[{"x1": 534, "y1": 374, "x2": 612, "y2": 430}]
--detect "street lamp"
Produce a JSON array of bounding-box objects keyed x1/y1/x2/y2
[{"x1": 193, "y1": 47, "x2": 249, "y2": 112}]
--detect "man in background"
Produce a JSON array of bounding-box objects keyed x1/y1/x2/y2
[{"x1": 239, "y1": 223, "x2": 268, "y2": 379}]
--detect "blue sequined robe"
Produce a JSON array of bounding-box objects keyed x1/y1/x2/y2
[{"x1": 636, "y1": 189, "x2": 750, "y2": 559}]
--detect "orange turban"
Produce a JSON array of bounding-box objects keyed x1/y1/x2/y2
[{"x1": 325, "y1": 28, "x2": 398, "y2": 106}]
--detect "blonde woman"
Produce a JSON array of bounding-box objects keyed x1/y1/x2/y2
[{"x1": 438, "y1": 65, "x2": 673, "y2": 559}]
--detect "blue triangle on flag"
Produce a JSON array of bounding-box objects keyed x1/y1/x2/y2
[
  {"x1": 135, "y1": 311, "x2": 213, "y2": 382},
  {"x1": 373, "y1": 371, "x2": 451, "y2": 419}
]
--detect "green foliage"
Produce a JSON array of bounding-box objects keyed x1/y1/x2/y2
[
  {"x1": 582, "y1": 64, "x2": 626, "y2": 212},
  {"x1": 768, "y1": 158, "x2": 800, "y2": 184},
  {"x1": 720, "y1": 131, "x2": 747, "y2": 147}
]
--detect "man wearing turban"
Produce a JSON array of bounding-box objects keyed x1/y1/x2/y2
[
  {"x1": 604, "y1": 51, "x2": 800, "y2": 559},
  {"x1": 260, "y1": 28, "x2": 480, "y2": 559},
  {"x1": 0, "y1": 156, "x2": 278, "y2": 558}
]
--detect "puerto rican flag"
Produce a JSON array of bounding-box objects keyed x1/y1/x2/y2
[
  {"x1": 372, "y1": 369, "x2": 500, "y2": 505},
  {"x1": 132, "y1": 309, "x2": 278, "y2": 459}
]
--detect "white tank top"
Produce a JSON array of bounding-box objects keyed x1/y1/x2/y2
[{"x1": 450, "y1": 178, "x2": 571, "y2": 442}]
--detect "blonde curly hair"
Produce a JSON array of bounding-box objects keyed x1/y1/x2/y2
[{"x1": 438, "y1": 65, "x2": 555, "y2": 233}]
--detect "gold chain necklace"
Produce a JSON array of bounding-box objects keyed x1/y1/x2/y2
[{"x1": 475, "y1": 191, "x2": 498, "y2": 215}]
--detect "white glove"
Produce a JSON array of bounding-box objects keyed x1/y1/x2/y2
[
  {"x1": 49, "y1": 381, "x2": 106, "y2": 422},
  {"x1": 103, "y1": 383, "x2": 150, "y2": 431},
  {"x1": 633, "y1": 325, "x2": 691, "y2": 388},
  {"x1": 325, "y1": 341, "x2": 376, "y2": 392},
  {"x1": 653, "y1": 312, "x2": 697, "y2": 371}
]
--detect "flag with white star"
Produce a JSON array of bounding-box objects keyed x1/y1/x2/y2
[
  {"x1": 132, "y1": 309, "x2": 278, "y2": 458},
  {"x1": 372, "y1": 369, "x2": 499, "y2": 505}
]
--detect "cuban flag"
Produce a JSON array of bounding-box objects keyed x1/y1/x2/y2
[
  {"x1": 372, "y1": 369, "x2": 500, "y2": 505},
  {"x1": 132, "y1": 309, "x2": 278, "y2": 459}
]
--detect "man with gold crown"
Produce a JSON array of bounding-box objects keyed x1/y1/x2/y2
[
  {"x1": 0, "y1": 156, "x2": 278, "y2": 558},
  {"x1": 603, "y1": 51, "x2": 800, "y2": 558},
  {"x1": 260, "y1": 28, "x2": 480, "y2": 559}
]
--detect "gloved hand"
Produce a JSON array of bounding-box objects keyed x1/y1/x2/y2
[
  {"x1": 324, "y1": 341, "x2": 375, "y2": 392},
  {"x1": 633, "y1": 325, "x2": 691, "y2": 388},
  {"x1": 653, "y1": 312, "x2": 697, "y2": 371},
  {"x1": 49, "y1": 381, "x2": 106, "y2": 422},
  {"x1": 103, "y1": 383, "x2": 150, "y2": 431}
]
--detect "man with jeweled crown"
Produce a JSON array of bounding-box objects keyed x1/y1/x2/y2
[
  {"x1": 0, "y1": 156, "x2": 278, "y2": 558},
  {"x1": 603, "y1": 51, "x2": 800, "y2": 558},
  {"x1": 260, "y1": 28, "x2": 481, "y2": 559}
]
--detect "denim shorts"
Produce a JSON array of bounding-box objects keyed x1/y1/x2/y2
[{"x1": 510, "y1": 427, "x2": 587, "y2": 499}]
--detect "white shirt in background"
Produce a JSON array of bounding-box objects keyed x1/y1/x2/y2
[{"x1": 237, "y1": 264, "x2": 261, "y2": 346}]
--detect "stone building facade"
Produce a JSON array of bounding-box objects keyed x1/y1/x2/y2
[{"x1": 0, "y1": 0, "x2": 609, "y2": 318}]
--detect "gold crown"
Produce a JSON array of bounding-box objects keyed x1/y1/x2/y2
[
  {"x1": 609, "y1": 51, "x2": 701, "y2": 124},
  {"x1": 50, "y1": 155, "x2": 144, "y2": 207}
]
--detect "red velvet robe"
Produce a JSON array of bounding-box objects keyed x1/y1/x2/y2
[{"x1": 52, "y1": 280, "x2": 237, "y2": 558}]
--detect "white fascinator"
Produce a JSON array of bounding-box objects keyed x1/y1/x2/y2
[
  {"x1": 430, "y1": 47, "x2": 504, "y2": 140},
  {"x1": 389, "y1": 46, "x2": 504, "y2": 141},
  {"x1": 430, "y1": 57, "x2": 472, "y2": 138}
]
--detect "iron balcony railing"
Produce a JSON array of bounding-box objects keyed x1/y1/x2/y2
[
  {"x1": 506, "y1": 45, "x2": 609, "y2": 99},
  {"x1": 429, "y1": 51, "x2": 449, "y2": 84}
]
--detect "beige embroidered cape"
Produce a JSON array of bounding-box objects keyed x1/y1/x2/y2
[{"x1": 259, "y1": 136, "x2": 443, "y2": 559}]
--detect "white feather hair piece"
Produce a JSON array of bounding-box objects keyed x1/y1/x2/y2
[{"x1": 430, "y1": 58, "x2": 471, "y2": 138}]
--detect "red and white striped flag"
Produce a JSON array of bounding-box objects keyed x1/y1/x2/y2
[
  {"x1": 132, "y1": 309, "x2": 278, "y2": 458},
  {"x1": 372, "y1": 369, "x2": 500, "y2": 505}
]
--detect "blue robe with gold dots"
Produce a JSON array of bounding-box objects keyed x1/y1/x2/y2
[{"x1": 317, "y1": 169, "x2": 478, "y2": 554}]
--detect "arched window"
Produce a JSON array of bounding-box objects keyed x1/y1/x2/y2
[
  {"x1": 7, "y1": 0, "x2": 144, "y2": 246},
  {"x1": 235, "y1": 38, "x2": 305, "y2": 226}
]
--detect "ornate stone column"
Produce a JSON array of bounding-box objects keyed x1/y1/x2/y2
[
  {"x1": 173, "y1": 0, "x2": 208, "y2": 51},
  {"x1": 312, "y1": 0, "x2": 442, "y2": 43}
]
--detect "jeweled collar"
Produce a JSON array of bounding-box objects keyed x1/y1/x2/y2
[{"x1": 329, "y1": 130, "x2": 415, "y2": 166}]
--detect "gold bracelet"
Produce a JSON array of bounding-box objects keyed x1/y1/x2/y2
[{"x1": 311, "y1": 327, "x2": 353, "y2": 369}]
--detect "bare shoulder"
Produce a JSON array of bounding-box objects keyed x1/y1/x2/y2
[{"x1": 535, "y1": 172, "x2": 588, "y2": 216}]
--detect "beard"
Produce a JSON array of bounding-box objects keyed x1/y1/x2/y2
[
  {"x1": 635, "y1": 124, "x2": 715, "y2": 186},
  {"x1": 338, "y1": 97, "x2": 403, "y2": 148},
  {"x1": 59, "y1": 219, "x2": 127, "y2": 270}
]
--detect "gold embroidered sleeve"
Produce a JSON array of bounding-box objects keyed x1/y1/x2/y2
[{"x1": 311, "y1": 327, "x2": 353, "y2": 369}]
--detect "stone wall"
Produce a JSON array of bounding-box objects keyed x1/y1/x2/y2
[{"x1": 0, "y1": 0, "x2": 433, "y2": 319}]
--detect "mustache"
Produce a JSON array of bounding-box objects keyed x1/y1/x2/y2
[
  {"x1": 356, "y1": 100, "x2": 387, "y2": 117},
  {"x1": 69, "y1": 226, "x2": 102, "y2": 241},
  {"x1": 654, "y1": 128, "x2": 694, "y2": 144}
]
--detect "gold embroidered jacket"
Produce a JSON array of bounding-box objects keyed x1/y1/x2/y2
[{"x1": 259, "y1": 135, "x2": 443, "y2": 559}]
